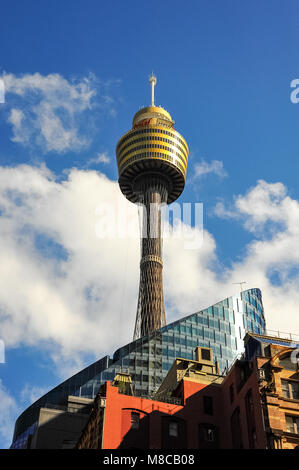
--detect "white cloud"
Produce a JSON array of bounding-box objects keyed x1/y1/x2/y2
[
  {"x1": 162, "y1": 181, "x2": 299, "y2": 337},
  {"x1": 7, "y1": 108, "x2": 26, "y2": 143},
  {"x1": 0, "y1": 380, "x2": 19, "y2": 449},
  {"x1": 20, "y1": 384, "x2": 50, "y2": 407},
  {"x1": 234, "y1": 180, "x2": 288, "y2": 233},
  {"x1": 0, "y1": 164, "x2": 140, "y2": 376},
  {"x1": 1, "y1": 72, "x2": 99, "y2": 153},
  {"x1": 209, "y1": 180, "x2": 299, "y2": 334},
  {"x1": 213, "y1": 201, "x2": 239, "y2": 219},
  {"x1": 0, "y1": 166, "x2": 298, "y2": 384},
  {"x1": 87, "y1": 152, "x2": 110, "y2": 166},
  {"x1": 193, "y1": 159, "x2": 228, "y2": 179}
]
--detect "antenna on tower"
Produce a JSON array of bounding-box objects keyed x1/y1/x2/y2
[{"x1": 149, "y1": 73, "x2": 157, "y2": 106}]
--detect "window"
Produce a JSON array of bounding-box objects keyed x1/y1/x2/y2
[
  {"x1": 201, "y1": 348, "x2": 211, "y2": 361},
  {"x1": 282, "y1": 380, "x2": 289, "y2": 397},
  {"x1": 286, "y1": 415, "x2": 299, "y2": 434},
  {"x1": 281, "y1": 380, "x2": 299, "y2": 400},
  {"x1": 206, "y1": 428, "x2": 215, "y2": 442},
  {"x1": 169, "y1": 421, "x2": 178, "y2": 437},
  {"x1": 199, "y1": 424, "x2": 219, "y2": 449},
  {"x1": 252, "y1": 430, "x2": 257, "y2": 448},
  {"x1": 290, "y1": 382, "x2": 299, "y2": 399},
  {"x1": 245, "y1": 390, "x2": 256, "y2": 449},
  {"x1": 131, "y1": 412, "x2": 140, "y2": 430},
  {"x1": 245, "y1": 390, "x2": 254, "y2": 414},
  {"x1": 203, "y1": 396, "x2": 213, "y2": 415},
  {"x1": 231, "y1": 407, "x2": 243, "y2": 449},
  {"x1": 229, "y1": 384, "x2": 234, "y2": 403}
]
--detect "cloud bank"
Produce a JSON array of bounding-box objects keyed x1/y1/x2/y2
[{"x1": 0, "y1": 165, "x2": 298, "y2": 379}]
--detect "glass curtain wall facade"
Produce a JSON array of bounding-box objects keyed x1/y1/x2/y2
[{"x1": 11, "y1": 288, "x2": 265, "y2": 448}]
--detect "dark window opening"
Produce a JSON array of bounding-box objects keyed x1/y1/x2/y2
[
  {"x1": 203, "y1": 396, "x2": 213, "y2": 415},
  {"x1": 169, "y1": 421, "x2": 178, "y2": 437},
  {"x1": 206, "y1": 428, "x2": 215, "y2": 442},
  {"x1": 199, "y1": 424, "x2": 219, "y2": 449},
  {"x1": 245, "y1": 390, "x2": 256, "y2": 448},
  {"x1": 131, "y1": 412, "x2": 140, "y2": 430},
  {"x1": 201, "y1": 348, "x2": 211, "y2": 361},
  {"x1": 229, "y1": 384, "x2": 234, "y2": 403},
  {"x1": 231, "y1": 407, "x2": 243, "y2": 449}
]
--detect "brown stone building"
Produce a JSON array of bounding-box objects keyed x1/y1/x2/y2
[{"x1": 244, "y1": 333, "x2": 299, "y2": 449}]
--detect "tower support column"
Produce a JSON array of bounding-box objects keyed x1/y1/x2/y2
[{"x1": 133, "y1": 176, "x2": 167, "y2": 339}]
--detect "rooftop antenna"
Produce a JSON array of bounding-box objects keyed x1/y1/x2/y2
[
  {"x1": 149, "y1": 73, "x2": 157, "y2": 106},
  {"x1": 233, "y1": 281, "x2": 247, "y2": 292}
]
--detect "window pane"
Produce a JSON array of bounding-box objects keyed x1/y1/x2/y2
[
  {"x1": 169, "y1": 421, "x2": 178, "y2": 437},
  {"x1": 281, "y1": 380, "x2": 289, "y2": 398},
  {"x1": 203, "y1": 396, "x2": 213, "y2": 415},
  {"x1": 286, "y1": 415, "x2": 294, "y2": 433},
  {"x1": 206, "y1": 428, "x2": 215, "y2": 442},
  {"x1": 290, "y1": 382, "x2": 299, "y2": 400},
  {"x1": 131, "y1": 412, "x2": 140, "y2": 429}
]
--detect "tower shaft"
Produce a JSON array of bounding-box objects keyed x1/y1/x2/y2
[{"x1": 133, "y1": 176, "x2": 167, "y2": 339}]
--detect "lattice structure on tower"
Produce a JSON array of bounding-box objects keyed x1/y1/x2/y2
[{"x1": 115, "y1": 75, "x2": 189, "y2": 340}]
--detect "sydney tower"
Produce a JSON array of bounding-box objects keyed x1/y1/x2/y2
[{"x1": 116, "y1": 75, "x2": 189, "y2": 339}]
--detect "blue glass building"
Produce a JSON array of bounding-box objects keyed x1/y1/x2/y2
[{"x1": 11, "y1": 288, "x2": 265, "y2": 448}]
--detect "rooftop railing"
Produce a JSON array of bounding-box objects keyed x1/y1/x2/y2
[
  {"x1": 129, "y1": 390, "x2": 183, "y2": 406},
  {"x1": 263, "y1": 329, "x2": 299, "y2": 343}
]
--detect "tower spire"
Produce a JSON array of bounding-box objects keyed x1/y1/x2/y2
[{"x1": 149, "y1": 73, "x2": 157, "y2": 106}]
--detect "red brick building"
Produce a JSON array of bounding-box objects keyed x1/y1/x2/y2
[{"x1": 76, "y1": 336, "x2": 299, "y2": 449}]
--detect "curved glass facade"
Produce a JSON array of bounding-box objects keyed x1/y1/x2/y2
[{"x1": 11, "y1": 288, "x2": 265, "y2": 448}]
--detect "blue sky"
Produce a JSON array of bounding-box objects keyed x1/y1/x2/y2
[{"x1": 1, "y1": 0, "x2": 299, "y2": 448}]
